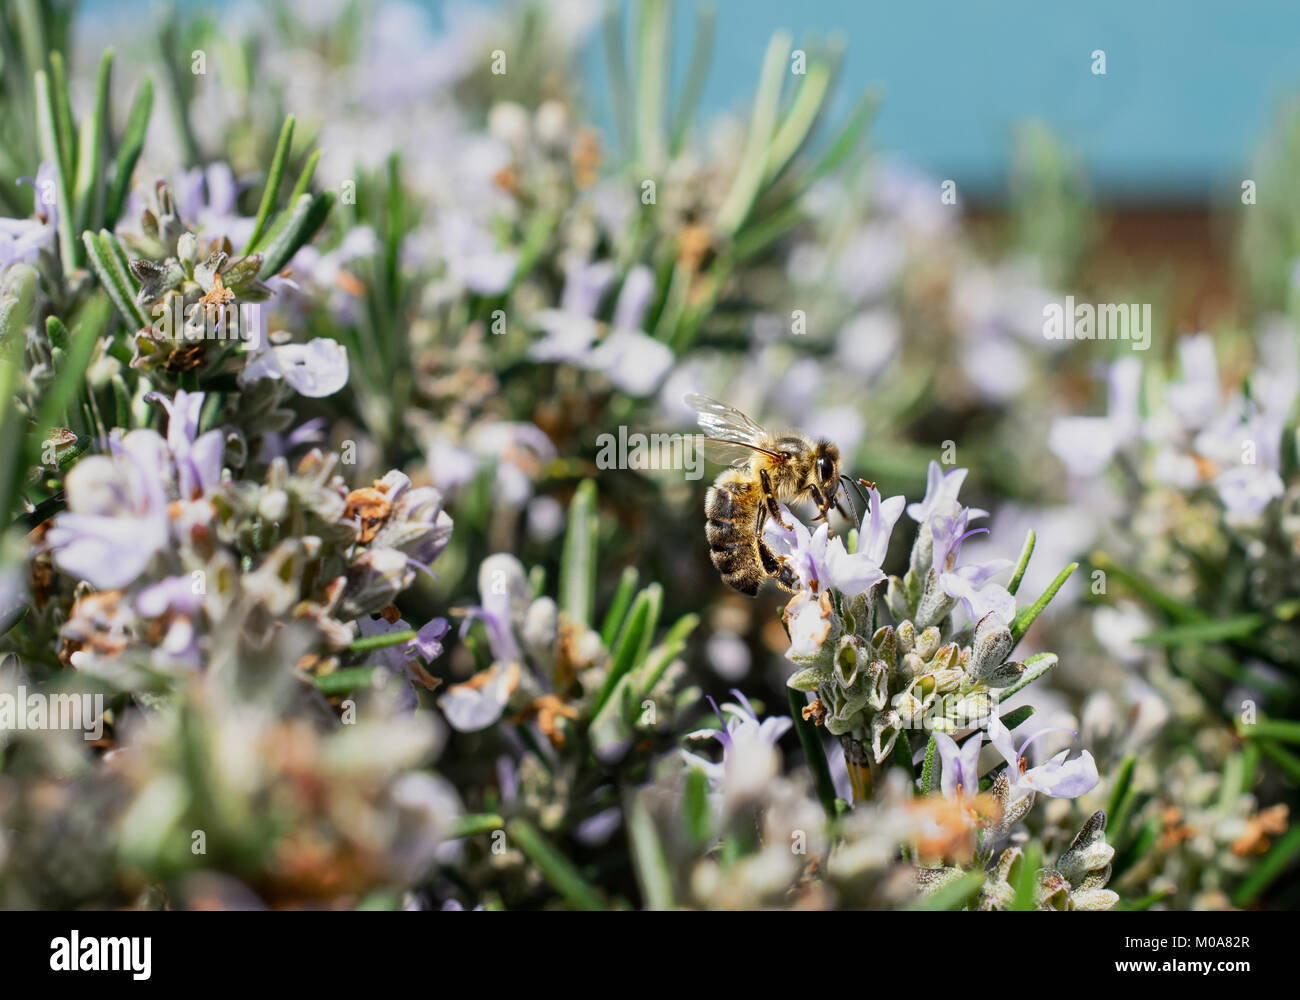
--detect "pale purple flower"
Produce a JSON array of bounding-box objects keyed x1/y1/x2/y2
[
  {"x1": 584, "y1": 327, "x2": 673, "y2": 397},
  {"x1": 848, "y1": 484, "x2": 907, "y2": 569},
  {"x1": 357, "y1": 613, "x2": 448, "y2": 709},
  {"x1": 457, "y1": 553, "x2": 530, "y2": 665},
  {"x1": 3, "y1": 162, "x2": 58, "y2": 267},
  {"x1": 171, "y1": 163, "x2": 255, "y2": 244},
  {"x1": 762, "y1": 511, "x2": 829, "y2": 592},
  {"x1": 47, "y1": 431, "x2": 172, "y2": 590},
  {"x1": 530, "y1": 259, "x2": 613, "y2": 361},
  {"x1": 256, "y1": 417, "x2": 328, "y2": 464},
  {"x1": 366, "y1": 471, "x2": 454, "y2": 570},
  {"x1": 410, "y1": 617, "x2": 451, "y2": 662},
  {"x1": 834, "y1": 310, "x2": 900, "y2": 380},
  {"x1": 930, "y1": 506, "x2": 1015, "y2": 624},
  {"x1": 1193, "y1": 395, "x2": 1285, "y2": 521},
  {"x1": 1165, "y1": 333, "x2": 1221, "y2": 431},
  {"x1": 438, "y1": 661, "x2": 519, "y2": 732},
  {"x1": 907, "y1": 461, "x2": 987, "y2": 523},
  {"x1": 434, "y1": 212, "x2": 516, "y2": 294},
  {"x1": 987, "y1": 713, "x2": 1099, "y2": 804},
  {"x1": 762, "y1": 485, "x2": 904, "y2": 599},
  {"x1": 529, "y1": 263, "x2": 671, "y2": 396},
  {"x1": 281, "y1": 226, "x2": 378, "y2": 324},
  {"x1": 1048, "y1": 357, "x2": 1142, "y2": 477},
  {"x1": 933, "y1": 729, "x2": 983, "y2": 800},
  {"x1": 1215, "y1": 465, "x2": 1285, "y2": 522},
  {"x1": 147, "y1": 389, "x2": 224, "y2": 499},
  {"x1": 240, "y1": 337, "x2": 350, "y2": 397},
  {"x1": 682, "y1": 690, "x2": 792, "y2": 794},
  {"x1": 135, "y1": 575, "x2": 203, "y2": 618},
  {"x1": 465, "y1": 420, "x2": 557, "y2": 508},
  {"x1": 0, "y1": 217, "x2": 52, "y2": 268}
]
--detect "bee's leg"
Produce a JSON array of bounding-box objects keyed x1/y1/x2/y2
[
  {"x1": 759, "y1": 468, "x2": 793, "y2": 530},
  {"x1": 758, "y1": 537, "x2": 798, "y2": 591},
  {"x1": 807, "y1": 483, "x2": 835, "y2": 521},
  {"x1": 805, "y1": 483, "x2": 838, "y2": 537},
  {"x1": 754, "y1": 504, "x2": 798, "y2": 590}
]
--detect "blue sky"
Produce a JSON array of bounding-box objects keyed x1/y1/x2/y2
[
  {"x1": 571, "y1": 0, "x2": 1300, "y2": 203},
  {"x1": 85, "y1": 0, "x2": 1300, "y2": 202}
]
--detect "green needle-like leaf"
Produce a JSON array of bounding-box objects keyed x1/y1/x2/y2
[
  {"x1": 244, "y1": 114, "x2": 296, "y2": 253},
  {"x1": 682, "y1": 766, "x2": 712, "y2": 848},
  {"x1": 668, "y1": 4, "x2": 715, "y2": 155},
  {"x1": 635, "y1": 0, "x2": 669, "y2": 169},
  {"x1": 764, "y1": 47, "x2": 837, "y2": 182},
  {"x1": 1012, "y1": 843, "x2": 1042, "y2": 911},
  {"x1": 1106, "y1": 753, "x2": 1137, "y2": 839},
  {"x1": 34, "y1": 70, "x2": 77, "y2": 274},
  {"x1": 105, "y1": 77, "x2": 154, "y2": 228},
  {"x1": 1231, "y1": 825, "x2": 1300, "y2": 908},
  {"x1": 1138, "y1": 614, "x2": 1267, "y2": 646},
  {"x1": 716, "y1": 31, "x2": 791, "y2": 234},
  {"x1": 918, "y1": 733, "x2": 938, "y2": 794},
  {"x1": 1009, "y1": 561, "x2": 1077, "y2": 643},
  {"x1": 312, "y1": 667, "x2": 375, "y2": 697},
  {"x1": 788, "y1": 687, "x2": 837, "y2": 819},
  {"x1": 625, "y1": 788, "x2": 674, "y2": 910},
  {"x1": 451, "y1": 813, "x2": 504, "y2": 839},
  {"x1": 47, "y1": 50, "x2": 76, "y2": 182},
  {"x1": 999, "y1": 705, "x2": 1035, "y2": 731},
  {"x1": 559, "y1": 478, "x2": 598, "y2": 628},
  {"x1": 909, "y1": 870, "x2": 985, "y2": 911},
  {"x1": 592, "y1": 585, "x2": 657, "y2": 718},
  {"x1": 1006, "y1": 529, "x2": 1035, "y2": 596},
  {"x1": 285, "y1": 148, "x2": 320, "y2": 204},
  {"x1": 995, "y1": 652, "x2": 1058, "y2": 702},
  {"x1": 599, "y1": 565, "x2": 640, "y2": 648},
  {"x1": 346, "y1": 629, "x2": 415, "y2": 654},
  {"x1": 1239, "y1": 717, "x2": 1300, "y2": 744},
  {"x1": 255, "y1": 190, "x2": 334, "y2": 279},
  {"x1": 72, "y1": 50, "x2": 112, "y2": 239},
  {"x1": 506, "y1": 818, "x2": 605, "y2": 911},
  {"x1": 82, "y1": 230, "x2": 147, "y2": 330}
]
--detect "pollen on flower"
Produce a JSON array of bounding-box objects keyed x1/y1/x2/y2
[{"x1": 345, "y1": 486, "x2": 393, "y2": 543}]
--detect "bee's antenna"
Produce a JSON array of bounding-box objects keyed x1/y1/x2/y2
[
  {"x1": 845, "y1": 475, "x2": 872, "y2": 511},
  {"x1": 838, "y1": 475, "x2": 860, "y2": 524}
]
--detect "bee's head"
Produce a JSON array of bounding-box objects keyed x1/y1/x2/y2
[{"x1": 813, "y1": 441, "x2": 840, "y2": 492}]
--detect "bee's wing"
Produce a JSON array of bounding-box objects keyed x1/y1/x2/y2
[
  {"x1": 696, "y1": 437, "x2": 780, "y2": 467},
  {"x1": 684, "y1": 394, "x2": 771, "y2": 449}
]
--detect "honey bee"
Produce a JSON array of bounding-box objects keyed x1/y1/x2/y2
[{"x1": 686, "y1": 394, "x2": 871, "y2": 596}]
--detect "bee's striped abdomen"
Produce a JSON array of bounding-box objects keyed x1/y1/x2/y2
[{"x1": 704, "y1": 475, "x2": 764, "y2": 596}]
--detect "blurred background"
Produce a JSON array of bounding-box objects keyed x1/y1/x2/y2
[
  {"x1": 3, "y1": 0, "x2": 1298, "y2": 910},
  {"x1": 83, "y1": 0, "x2": 1300, "y2": 328}
]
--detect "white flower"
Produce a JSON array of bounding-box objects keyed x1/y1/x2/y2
[
  {"x1": 438, "y1": 661, "x2": 520, "y2": 732},
  {"x1": 682, "y1": 691, "x2": 792, "y2": 801},
  {"x1": 907, "y1": 461, "x2": 986, "y2": 523},
  {"x1": 240, "y1": 337, "x2": 350, "y2": 397},
  {"x1": 987, "y1": 713, "x2": 1099, "y2": 805}
]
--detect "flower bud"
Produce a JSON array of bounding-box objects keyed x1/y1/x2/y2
[
  {"x1": 915, "y1": 626, "x2": 941, "y2": 660},
  {"x1": 340, "y1": 547, "x2": 415, "y2": 618},
  {"x1": 914, "y1": 568, "x2": 957, "y2": 629},
  {"x1": 871, "y1": 710, "x2": 902, "y2": 764},
  {"x1": 968, "y1": 612, "x2": 1014, "y2": 682}
]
